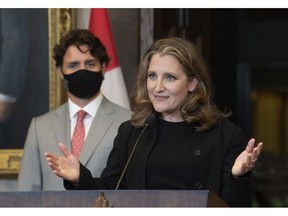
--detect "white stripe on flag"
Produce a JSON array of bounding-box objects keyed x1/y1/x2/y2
[{"x1": 101, "y1": 67, "x2": 130, "y2": 110}]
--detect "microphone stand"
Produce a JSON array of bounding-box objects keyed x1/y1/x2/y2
[
  {"x1": 115, "y1": 122, "x2": 150, "y2": 190},
  {"x1": 93, "y1": 118, "x2": 152, "y2": 207}
]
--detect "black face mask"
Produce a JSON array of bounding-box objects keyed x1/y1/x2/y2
[{"x1": 63, "y1": 69, "x2": 104, "y2": 99}]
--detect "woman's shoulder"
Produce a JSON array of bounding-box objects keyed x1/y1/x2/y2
[
  {"x1": 118, "y1": 118, "x2": 154, "y2": 136},
  {"x1": 119, "y1": 119, "x2": 133, "y2": 128},
  {"x1": 117, "y1": 119, "x2": 137, "y2": 136},
  {"x1": 217, "y1": 117, "x2": 242, "y2": 130},
  {"x1": 216, "y1": 117, "x2": 247, "y2": 141}
]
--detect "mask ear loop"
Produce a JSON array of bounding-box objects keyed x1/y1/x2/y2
[{"x1": 59, "y1": 68, "x2": 69, "y2": 89}]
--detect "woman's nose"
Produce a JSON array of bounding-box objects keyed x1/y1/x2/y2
[{"x1": 155, "y1": 80, "x2": 165, "y2": 92}]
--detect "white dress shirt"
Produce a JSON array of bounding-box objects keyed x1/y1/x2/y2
[{"x1": 68, "y1": 93, "x2": 103, "y2": 140}]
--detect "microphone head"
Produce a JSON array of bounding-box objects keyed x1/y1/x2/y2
[{"x1": 144, "y1": 116, "x2": 155, "y2": 127}]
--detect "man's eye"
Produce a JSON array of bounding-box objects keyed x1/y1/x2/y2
[
  {"x1": 87, "y1": 63, "x2": 96, "y2": 68},
  {"x1": 68, "y1": 65, "x2": 76, "y2": 69}
]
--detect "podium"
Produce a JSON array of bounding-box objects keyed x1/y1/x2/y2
[{"x1": 0, "y1": 190, "x2": 228, "y2": 207}]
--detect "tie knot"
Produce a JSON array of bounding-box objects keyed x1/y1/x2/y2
[{"x1": 77, "y1": 110, "x2": 87, "y2": 121}]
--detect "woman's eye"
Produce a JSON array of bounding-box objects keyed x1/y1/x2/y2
[
  {"x1": 148, "y1": 73, "x2": 157, "y2": 80},
  {"x1": 166, "y1": 74, "x2": 176, "y2": 81}
]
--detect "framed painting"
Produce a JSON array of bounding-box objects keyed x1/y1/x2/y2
[{"x1": 0, "y1": 8, "x2": 74, "y2": 178}]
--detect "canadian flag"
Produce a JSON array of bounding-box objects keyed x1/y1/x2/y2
[{"x1": 85, "y1": 9, "x2": 130, "y2": 110}]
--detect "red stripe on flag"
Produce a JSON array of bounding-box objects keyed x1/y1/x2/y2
[{"x1": 89, "y1": 8, "x2": 119, "y2": 71}]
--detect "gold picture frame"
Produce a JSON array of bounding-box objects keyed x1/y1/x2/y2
[{"x1": 0, "y1": 8, "x2": 74, "y2": 178}]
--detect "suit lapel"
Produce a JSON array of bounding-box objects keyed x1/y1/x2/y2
[
  {"x1": 52, "y1": 103, "x2": 71, "y2": 152},
  {"x1": 79, "y1": 98, "x2": 114, "y2": 165}
]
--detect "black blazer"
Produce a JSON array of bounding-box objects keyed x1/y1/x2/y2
[{"x1": 65, "y1": 116, "x2": 253, "y2": 207}]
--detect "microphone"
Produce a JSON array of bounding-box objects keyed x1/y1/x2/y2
[{"x1": 115, "y1": 117, "x2": 153, "y2": 190}]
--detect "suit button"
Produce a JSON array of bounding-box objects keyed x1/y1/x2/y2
[
  {"x1": 195, "y1": 182, "x2": 202, "y2": 189},
  {"x1": 194, "y1": 149, "x2": 201, "y2": 156}
]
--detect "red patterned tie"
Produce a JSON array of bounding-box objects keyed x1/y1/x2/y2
[{"x1": 72, "y1": 110, "x2": 87, "y2": 159}]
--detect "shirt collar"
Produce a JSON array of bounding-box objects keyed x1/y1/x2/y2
[{"x1": 68, "y1": 93, "x2": 103, "y2": 120}]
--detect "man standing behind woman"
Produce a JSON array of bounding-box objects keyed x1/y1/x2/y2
[
  {"x1": 17, "y1": 29, "x2": 131, "y2": 191},
  {"x1": 45, "y1": 37, "x2": 263, "y2": 206}
]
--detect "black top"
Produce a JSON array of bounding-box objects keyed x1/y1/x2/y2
[
  {"x1": 65, "y1": 116, "x2": 253, "y2": 207},
  {"x1": 146, "y1": 119, "x2": 194, "y2": 189}
]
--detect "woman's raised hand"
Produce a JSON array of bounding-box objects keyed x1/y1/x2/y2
[
  {"x1": 232, "y1": 138, "x2": 263, "y2": 177},
  {"x1": 44, "y1": 143, "x2": 80, "y2": 183}
]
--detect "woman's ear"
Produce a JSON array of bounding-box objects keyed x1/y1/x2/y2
[{"x1": 188, "y1": 78, "x2": 199, "y2": 92}]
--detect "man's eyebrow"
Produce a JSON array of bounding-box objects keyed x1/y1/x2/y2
[
  {"x1": 85, "y1": 59, "x2": 98, "y2": 63},
  {"x1": 67, "y1": 61, "x2": 80, "y2": 65}
]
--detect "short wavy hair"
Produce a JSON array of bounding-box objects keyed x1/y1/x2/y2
[
  {"x1": 53, "y1": 29, "x2": 110, "y2": 68},
  {"x1": 131, "y1": 37, "x2": 230, "y2": 131}
]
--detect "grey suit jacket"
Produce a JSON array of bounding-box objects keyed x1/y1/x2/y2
[{"x1": 17, "y1": 97, "x2": 131, "y2": 191}]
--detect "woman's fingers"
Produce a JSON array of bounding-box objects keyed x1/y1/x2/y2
[{"x1": 58, "y1": 143, "x2": 72, "y2": 157}]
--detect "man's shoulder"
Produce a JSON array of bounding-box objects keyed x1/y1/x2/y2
[
  {"x1": 100, "y1": 97, "x2": 131, "y2": 116},
  {"x1": 33, "y1": 102, "x2": 68, "y2": 121}
]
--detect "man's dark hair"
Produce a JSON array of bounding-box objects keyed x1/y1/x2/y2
[{"x1": 53, "y1": 29, "x2": 110, "y2": 68}]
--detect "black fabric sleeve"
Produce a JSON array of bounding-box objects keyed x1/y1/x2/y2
[{"x1": 64, "y1": 163, "x2": 109, "y2": 190}]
